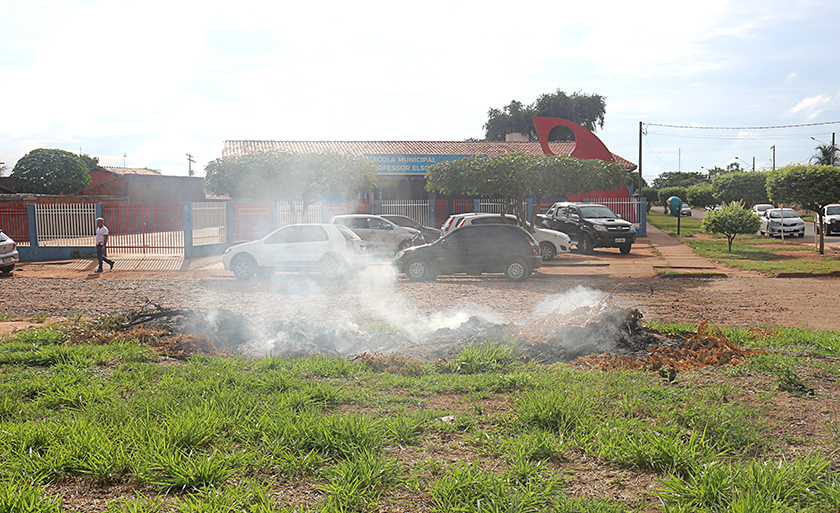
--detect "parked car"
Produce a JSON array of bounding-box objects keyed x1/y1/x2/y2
[
  {"x1": 758, "y1": 208, "x2": 805, "y2": 238},
  {"x1": 329, "y1": 215, "x2": 419, "y2": 253},
  {"x1": 380, "y1": 214, "x2": 441, "y2": 244},
  {"x1": 541, "y1": 202, "x2": 636, "y2": 254},
  {"x1": 393, "y1": 224, "x2": 542, "y2": 282},
  {"x1": 815, "y1": 203, "x2": 840, "y2": 235},
  {"x1": 0, "y1": 230, "x2": 19, "y2": 274},
  {"x1": 681, "y1": 203, "x2": 692, "y2": 216},
  {"x1": 751, "y1": 203, "x2": 775, "y2": 217},
  {"x1": 445, "y1": 213, "x2": 570, "y2": 260},
  {"x1": 222, "y1": 223, "x2": 367, "y2": 280}
]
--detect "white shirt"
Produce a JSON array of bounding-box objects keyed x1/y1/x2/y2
[{"x1": 95, "y1": 225, "x2": 109, "y2": 245}]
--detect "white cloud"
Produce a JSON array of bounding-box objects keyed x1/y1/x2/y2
[{"x1": 787, "y1": 94, "x2": 833, "y2": 119}]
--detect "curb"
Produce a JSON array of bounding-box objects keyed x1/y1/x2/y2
[{"x1": 774, "y1": 271, "x2": 840, "y2": 278}]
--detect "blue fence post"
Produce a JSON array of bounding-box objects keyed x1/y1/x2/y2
[
  {"x1": 375, "y1": 200, "x2": 382, "y2": 215},
  {"x1": 226, "y1": 202, "x2": 234, "y2": 244},
  {"x1": 429, "y1": 200, "x2": 435, "y2": 227},
  {"x1": 474, "y1": 199, "x2": 480, "y2": 213},
  {"x1": 183, "y1": 203, "x2": 193, "y2": 259},
  {"x1": 27, "y1": 205, "x2": 37, "y2": 247}
]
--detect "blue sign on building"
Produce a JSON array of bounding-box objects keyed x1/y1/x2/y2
[{"x1": 364, "y1": 154, "x2": 474, "y2": 175}]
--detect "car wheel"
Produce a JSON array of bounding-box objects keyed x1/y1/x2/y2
[
  {"x1": 231, "y1": 254, "x2": 256, "y2": 280},
  {"x1": 504, "y1": 258, "x2": 530, "y2": 282},
  {"x1": 539, "y1": 242, "x2": 556, "y2": 261},
  {"x1": 398, "y1": 238, "x2": 412, "y2": 251},
  {"x1": 320, "y1": 254, "x2": 347, "y2": 280},
  {"x1": 0, "y1": 265, "x2": 13, "y2": 275},
  {"x1": 405, "y1": 258, "x2": 435, "y2": 281},
  {"x1": 580, "y1": 234, "x2": 594, "y2": 255},
  {"x1": 619, "y1": 244, "x2": 632, "y2": 255},
  {"x1": 798, "y1": 232, "x2": 805, "y2": 238}
]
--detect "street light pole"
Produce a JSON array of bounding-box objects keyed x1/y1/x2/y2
[{"x1": 734, "y1": 156, "x2": 755, "y2": 172}]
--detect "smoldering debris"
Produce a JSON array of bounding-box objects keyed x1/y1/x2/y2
[{"x1": 111, "y1": 301, "x2": 763, "y2": 370}]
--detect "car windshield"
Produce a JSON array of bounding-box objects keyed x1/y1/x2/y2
[
  {"x1": 755, "y1": 205, "x2": 772, "y2": 212},
  {"x1": 768, "y1": 209, "x2": 800, "y2": 219},
  {"x1": 826, "y1": 206, "x2": 840, "y2": 215},
  {"x1": 578, "y1": 206, "x2": 617, "y2": 219}
]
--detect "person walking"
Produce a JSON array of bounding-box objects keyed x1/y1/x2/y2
[{"x1": 95, "y1": 217, "x2": 115, "y2": 272}]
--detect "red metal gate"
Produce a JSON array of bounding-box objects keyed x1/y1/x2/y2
[{"x1": 104, "y1": 202, "x2": 183, "y2": 254}]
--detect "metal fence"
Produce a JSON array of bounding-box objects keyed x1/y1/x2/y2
[
  {"x1": 104, "y1": 202, "x2": 183, "y2": 254},
  {"x1": 233, "y1": 201, "x2": 273, "y2": 242},
  {"x1": 0, "y1": 202, "x2": 29, "y2": 245},
  {"x1": 35, "y1": 203, "x2": 97, "y2": 247},
  {"x1": 192, "y1": 202, "x2": 227, "y2": 246},
  {"x1": 380, "y1": 200, "x2": 430, "y2": 226}
]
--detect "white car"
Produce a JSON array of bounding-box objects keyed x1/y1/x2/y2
[
  {"x1": 751, "y1": 204, "x2": 775, "y2": 217},
  {"x1": 759, "y1": 208, "x2": 805, "y2": 238},
  {"x1": 222, "y1": 223, "x2": 367, "y2": 280},
  {"x1": 443, "y1": 212, "x2": 571, "y2": 260},
  {"x1": 0, "y1": 230, "x2": 18, "y2": 274},
  {"x1": 329, "y1": 214, "x2": 419, "y2": 253},
  {"x1": 815, "y1": 204, "x2": 840, "y2": 236},
  {"x1": 681, "y1": 204, "x2": 692, "y2": 216}
]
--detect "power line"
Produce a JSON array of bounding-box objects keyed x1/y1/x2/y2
[{"x1": 645, "y1": 120, "x2": 840, "y2": 130}]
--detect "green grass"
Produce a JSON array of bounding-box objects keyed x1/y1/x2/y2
[
  {"x1": 648, "y1": 211, "x2": 705, "y2": 237},
  {"x1": 1, "y1": 323, "x2": 840, "y2": 511},
  {"x1": 686, "y1": 239, "x2": 840, "y2": 275}
]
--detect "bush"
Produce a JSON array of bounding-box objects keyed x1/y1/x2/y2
[
  {"x1": 701, "y1": 202, "x2": 761, "y2": 252},
  {"x1": 658, "y1": 186, "x2": 688, "y2": 207}
]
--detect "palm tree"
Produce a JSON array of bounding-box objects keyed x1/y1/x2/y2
[{"x1": 810, "y1": 143, "x2": 839, "y2": 166}]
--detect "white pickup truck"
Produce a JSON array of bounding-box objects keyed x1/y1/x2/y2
[{"x1": 815, "y1": 204, "x2": 840, "y2": 236}]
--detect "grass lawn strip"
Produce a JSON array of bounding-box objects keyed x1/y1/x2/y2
[{"x1": 0, "y1": 320, "x2": 839, "y2": 512}]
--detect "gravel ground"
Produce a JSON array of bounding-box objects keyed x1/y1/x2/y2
[{"x1": 5, "y1": 273, "x2": 837, "y2": 332}]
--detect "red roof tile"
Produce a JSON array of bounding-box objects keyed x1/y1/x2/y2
[{"x1": 222, "y1": 140, "x2": 636, "y2": 170}]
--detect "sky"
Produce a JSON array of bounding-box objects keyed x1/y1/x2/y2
[{"x1": 2, "y1": 0, "x2": 840, "y2": 184}]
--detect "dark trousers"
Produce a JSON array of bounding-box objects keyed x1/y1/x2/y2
[{"x1": 96, "y1": 244, "x2": 113, "y2": 270}]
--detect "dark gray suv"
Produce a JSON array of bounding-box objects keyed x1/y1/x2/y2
[{"x1": 393, "y1": 224, "x2": 541, "y2": 281}]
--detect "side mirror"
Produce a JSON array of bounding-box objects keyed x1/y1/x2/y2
[
  {"x1": 570, "y1": 214, "x2": 579, "y2": 221},
  {"x1": 616, "y1": 213, "x2": 622, "y2": 219}
]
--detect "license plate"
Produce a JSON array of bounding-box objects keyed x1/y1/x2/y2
[
  {"x1": 615, "y1": 238, "x2": 626, "y2": 243},
  {"x1": 1, "y1": 257, "x2": 12, "y2": 263}
]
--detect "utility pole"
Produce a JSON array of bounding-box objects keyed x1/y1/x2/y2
[
  {"x1": 832, "y1": 133, "x2": 836, "y2": 167},
  {"x1": 770, "y1": 145, "x2": 775, "y2": 170},
  {"x1": 187, "y1": 153, "x2": 195, "y2": 177},
  {"x1": 638, "y1": 121, "x2": 643, "y2": 193}
]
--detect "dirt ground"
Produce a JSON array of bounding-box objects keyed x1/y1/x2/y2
[{"x1": 0, "y1": 256, "x2": 838, "y2": 334}]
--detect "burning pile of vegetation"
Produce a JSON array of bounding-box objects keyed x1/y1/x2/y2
[
  {"x1": 105, "y1": 304, "x2": 766, "y2": 371},
  {"x1": 573, "y1": 320, "x2": 768, "y2": 372}
]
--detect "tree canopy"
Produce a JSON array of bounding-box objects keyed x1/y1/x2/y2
[
  {"x1": 483, "y1": 89, "x2": 606, "y2": 141},
  {"x1": 711, "y1": 171, "x2": 768, "y2": 206},
  {"x1": 651, "y1": 171, "x2": 708, "y2": 189},
  {"x1": 687, "y1": 184, "x2": 716, "y2": 209},
  {"x1": 11, "y1": 148, "x2": 91, "y2": 195},
  {"x1": 810, "y1": 143, "x2": 838, "y2": 166},
  {"x1": 766, "y1": 164, "x2": 840, "y2": 254},
  {"x1": 702, "y1": 202, "x2": 761, "y2": 252},
  {"x1": 425, "y1": 152, "x2": 626, "y2": 231},
  {"x1": 204, "y1": 151, "x2": 377, "y2": 219}
]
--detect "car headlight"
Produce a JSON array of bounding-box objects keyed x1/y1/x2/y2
[
  {"x1": 593, "y1": 225, "x2": 606, "y2": 231},
  {"x1": 395, "y1": 251, "x2": 405, "y2": 259}
]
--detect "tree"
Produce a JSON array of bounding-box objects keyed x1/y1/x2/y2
[
  {"x1": 79, "y1": 154, "x2": 99, "y2": 170},
  {"x1": 810, "y1": 143, "x2": 839, "y2": 166},
  {"x1": 657, "y1": 186, "x2": 688, "y2": 207},
  {"x1": 651, "y1": 171, "x2": 708, "y2": 189},
  {"x1": 712, "y1": 171, "x2": 768, "y2": 206},
  {"x1": 766, "y1": 164, "x2": 840, "y2": 254},
  {"x1": 425, "y1": 152, "x2": 626, "y2": 232},
  {"x1": 11, "y1": 148, "x2": 91, "y2": 195},
  {"x1": 702, "y1": 202, "x2": 761, "y2": 252},
  {"x1": 483, "y1": 89, "x2": 606, "y2": 141},
  {"x1": 641, "y1": 187, "x2": 658, "y2": 211},
  {"x1": 204, "y1": 151, "x2": 377, "y2": 221},
  {"x1": 687, "y1": 184, "x2": 716, "y2": 209}
]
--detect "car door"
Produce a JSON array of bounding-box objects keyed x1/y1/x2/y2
[
  {"x1": 294, "y1": 225, "x2": 331, "y2": 267},
  {"x1": 366, "y1": 217, "x2": 397, "y2": 250},
  {"x1": 437, "y1": 228, "x2": 476, "y2": 273},
  {"x1": 260, "y1": 226, "x2": 301, "y2": 267},
  {"x1": 558, "y1": 206, "x2": 580, "y2": 242}
]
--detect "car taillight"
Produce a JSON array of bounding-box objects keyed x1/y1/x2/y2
[
  {"x1": 11, "y1": 242, "x2": 15, "y2": 250},
  {"x1": 456, "y1": 218, "x2": 466, "y2": 228},
  {"x1": 529, "y1": 241, "x2": 539, "y2": 254}
]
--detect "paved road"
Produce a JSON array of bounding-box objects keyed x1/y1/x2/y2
[{"x1": 682, "y1": 207, "x2": 840, "y2": 246}]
